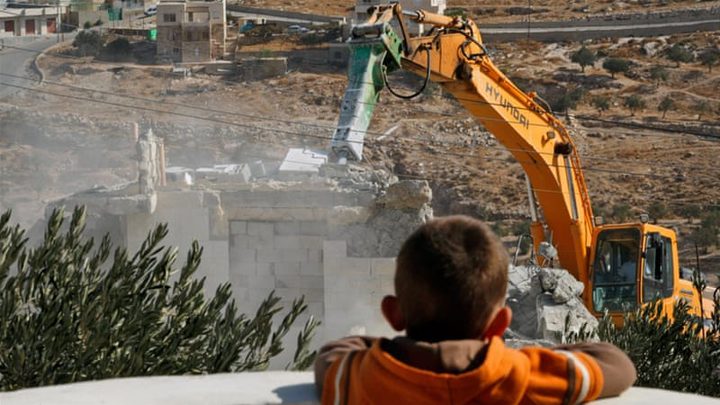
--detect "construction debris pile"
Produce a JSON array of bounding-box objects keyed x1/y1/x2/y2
[{"x1": 507, "y1": 265, "x2": 598, "y2": 343}]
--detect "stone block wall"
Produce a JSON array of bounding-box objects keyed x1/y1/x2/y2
[
  {"x1": 229, "y1": 219, "x2": 326, "y2": 322},
  {"x1": 323, "y1": 241, "x2": 395, "y2": 341},
  {"x1": 125, "y1": 190, "x2": 230, "y2": 298}
]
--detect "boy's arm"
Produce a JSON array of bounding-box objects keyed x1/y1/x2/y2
[
  {"x1": 554, "y1": 342, "x2": 636, "y2": 398},
  {"x1": 313, "y1": 336, "x2": 376, "y2": 395}
]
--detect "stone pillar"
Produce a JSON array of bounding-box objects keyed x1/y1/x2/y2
[{"x1": 136, "y1": 128, "x2": 160, "y2": 195}]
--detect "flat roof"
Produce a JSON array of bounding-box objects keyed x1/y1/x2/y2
[{"x1": 0, "y1": 7, "x2": 64, "y2": 18}]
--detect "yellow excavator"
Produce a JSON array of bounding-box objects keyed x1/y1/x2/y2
[{"x1": 330, "y1": 4, "x2": 714, "y2": 322}]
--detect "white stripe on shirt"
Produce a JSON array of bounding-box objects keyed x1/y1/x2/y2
[
  {"x1": 556, "y1": 350, "x2": 591, "y2": 404},
  {"x1": 333, "y1": 353, "x2": 351, "y2": 405}
]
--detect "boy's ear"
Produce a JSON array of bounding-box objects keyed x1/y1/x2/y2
[
  {"x1": 381, "y1": 295, "x2": 406, "y2": 332},
  {"x1": 482, "y1": 306, "x2": 512, "y2": 340}
]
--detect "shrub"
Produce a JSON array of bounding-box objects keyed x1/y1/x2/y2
[
  {"x1": 83, "y1": 21, "x2": 92, "y2": 29},
  {"x1": 647, "y1": 201, "x2": 668, "y2": 221},
  {"x1": 602, "y1": 58, "x2": 630, "y2": 79},
  {"x1": 611, "y1": 203, "x2": 632, "y2": 222},
  {"x1": 444, "y1": 8, "x2": 468, "y2": 18},
  {"x1": 567, "y1": 268, "x2": 720, "y2": 397},
  {"x1": 105, "y1": 37, "x2": 132, "y2": 60},
  {"x1": 73, "y1": 30, "x2": 102, "y2": 57},
  {"x1": 694, "y1": 100, "x2": 711, "y2": 120},
  {"x1": 0, "y1": 207, "x2": 319, "y2": 391}
]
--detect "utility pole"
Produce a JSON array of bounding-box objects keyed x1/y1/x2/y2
[
  {"x1": 57, "y1": 0, "x2": 61, "y2": 42},
  {"x1": 526, "y1": 0, "x2": 531, "y2": 41}
]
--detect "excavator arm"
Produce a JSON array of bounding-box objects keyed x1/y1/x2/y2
[{"x1": 331, "y1": 4, "x2": 595, "y2": 282}]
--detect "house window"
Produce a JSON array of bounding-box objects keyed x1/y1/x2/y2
[
  {"x1": 172, "y1": 47, "x2": 180, "y2": 55},
  {"x1": 163, "y1": 14, "x2": 176, "y2": 23},
  {"x1": 201, "y1": 31, "x2": 209, "y2": 40},
  {"x1": 187, "y1": 12, "x2": 193, "y2": 22}
]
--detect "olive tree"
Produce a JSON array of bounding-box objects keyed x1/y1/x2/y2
[
  {"x1": 666, "y1": 43, "x2": 694, "y2": 67},
  {"x1": 0, "y1": 207, "x2": 319, "y2": 391},
  {"x1": 591, "y1": 95, "x2": 610, "y2": 115},
  {"x1": 571, "y1": 46, "x2": 597, "y2": 73},
  {"x1": 649, "y1": 65, "x2": 669, "y2": 87},
  {"x1": 658, "y1": 95, "x2": 675, "y2": 119},
  {"x1": 602, "y1": 58, "x2": 630, "y2": 79},
  {"x1": 623, "y1": 95, "x2": 645, "y2": 116},
  {"x1": 699, "y1": 48, "x2": 719, "y2": 73}
]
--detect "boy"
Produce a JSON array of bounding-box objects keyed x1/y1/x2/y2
[{"x1": 315, "y1": 215, "x2": 636, "y2": 404}]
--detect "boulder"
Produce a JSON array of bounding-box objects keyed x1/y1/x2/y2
[
  {"x1": 538, "y1": 267, "x2": 585, "y2": 304},
  {"x1": 378, "y1": 180, "x2": 432, "y2": 210}
]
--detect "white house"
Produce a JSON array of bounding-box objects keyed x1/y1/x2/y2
[{"x1": 0, "y1": 6, "x2": 65, "y2": 37}]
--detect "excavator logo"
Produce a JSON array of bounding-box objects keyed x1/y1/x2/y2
[{"x1": 485, "y1": 83, "x2": 530, "y2": 130}]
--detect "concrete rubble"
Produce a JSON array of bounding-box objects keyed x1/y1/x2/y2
[{"x1": 507, "y1": 265, "x2": 598, "y2": 343}]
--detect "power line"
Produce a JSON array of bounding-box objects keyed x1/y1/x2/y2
[
  {"x1": 5, "y1": 67, "x2": 720, "y2": 174},
  {"x1": 5, "y1": 41, "x2": 717, "y2": 132},
  {"x1": 4, "y1": 71, "x2": 718, "y2": 172},
  {"x1": 3, "y1": 80, "x2": 719, "y2": 184},
  {"x1": 0, "y1": 83, "x2": 713, "y2": 211}
]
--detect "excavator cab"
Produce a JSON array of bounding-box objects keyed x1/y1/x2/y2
[{"x1": 589, "y1": 223, "x2": 700, "y2": 323}]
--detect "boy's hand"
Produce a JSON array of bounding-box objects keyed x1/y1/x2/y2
[{"x1": 314, "y1": 336, "x2": 376, "y2": 395}]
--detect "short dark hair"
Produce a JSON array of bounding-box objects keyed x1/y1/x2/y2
[{"x1": 395, "y1": 216, "x2": 509, "y2": 342}]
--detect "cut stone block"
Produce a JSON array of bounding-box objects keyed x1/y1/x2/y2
[
  {"x1": 230, "y1": 221, "x2": 247, "y2": 235},
  {"x1": 323, "y1": 241, "x2": 347, "y2": 260},
  {"x1": 275, "y1": 221, "x2": 300, "y2": 235},
  {"x1": 247, "y1": 221, "x2": 274, "y2": 239}
]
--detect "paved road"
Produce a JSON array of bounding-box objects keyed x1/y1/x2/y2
[
  {"x1": 483, "y1": 19, "x2": 720, "y2": 34},
  {"x1": 0, "y1": 35, "x2": 62, "y2": 100}
]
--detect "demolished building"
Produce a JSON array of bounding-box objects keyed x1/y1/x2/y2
[{"x1": 47, "y1": 126, "x2": 597, "y2": 366}]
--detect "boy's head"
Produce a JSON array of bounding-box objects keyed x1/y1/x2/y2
[{"x1": 381, "y1": 216, "x2": 510, "y2": 342}]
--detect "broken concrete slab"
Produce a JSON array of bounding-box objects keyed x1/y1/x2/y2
[
  {"x1": 537, "y1": 293, "x2": 598, "y2": 342},
  {"x1": 278, "y1": 149, "x2": 328, "y2": 176}
]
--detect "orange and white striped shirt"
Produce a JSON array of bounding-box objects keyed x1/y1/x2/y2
[{"x1": 321, "y1": 337, "x2": 606, "y2": 405}]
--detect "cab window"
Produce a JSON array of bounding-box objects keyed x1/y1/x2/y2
[
  {"x1": 642, "y1": 233, "x2": 675, "y2": 302},
  {"x1": 592, "y1": 228, "x2": 641, "y2": 312}
]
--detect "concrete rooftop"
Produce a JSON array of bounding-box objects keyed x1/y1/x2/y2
[{"x1": 3, "y1": 372, "x2": 719, "y2": 404}]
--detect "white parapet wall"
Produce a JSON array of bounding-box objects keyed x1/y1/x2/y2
[{"x1": 3, "y1": 372, "x2": 718, "y2": 405}]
